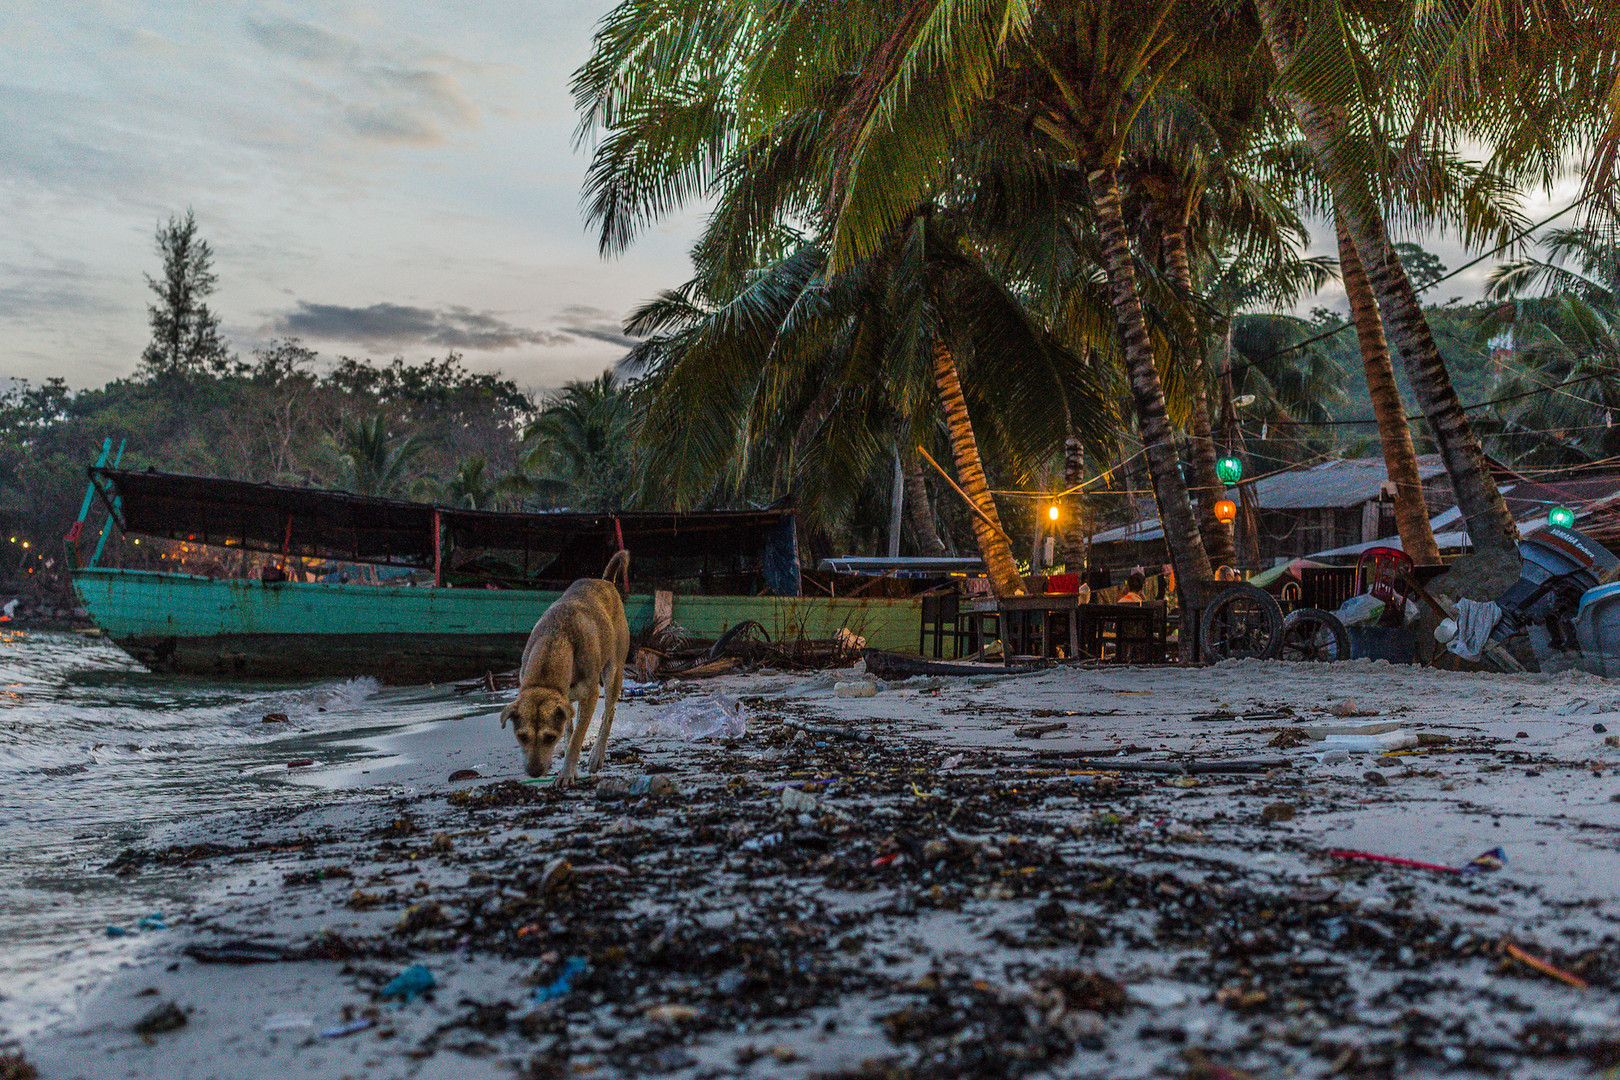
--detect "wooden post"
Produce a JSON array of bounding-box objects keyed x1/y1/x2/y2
[{"x1": 433, "y1": 510, "x2": 443, "y2": 587}]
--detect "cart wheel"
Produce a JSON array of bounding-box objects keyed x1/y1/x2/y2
[
  {"x1": 1200, "y1": 583, "x2": 1284, "y2": 662},
  {"x1": 1280, "y1": 608, "x2": 1351, "y2": 662}
]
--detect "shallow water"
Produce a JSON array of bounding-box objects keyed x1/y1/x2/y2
[{"x1": 0, "y1": 629, "x2": 490, "y2": 1040}]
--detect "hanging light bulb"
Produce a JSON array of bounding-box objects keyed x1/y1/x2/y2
[
  {"x1": 1047, "y1": 505, "x2": 1060, "y2": 521},
  {"x1": 1549, "y1": 506, "x2": 1576, "y2": 528},
  {"x1": 1214, "y1": 499, "x2": 1238, "y2": 524},
  {"x1": 1215, "y1": 456, "x2": 1243, "y2": 485}
]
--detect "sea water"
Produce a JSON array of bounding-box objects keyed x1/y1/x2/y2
[{"x1": 0, "y1": 629, "x2": 489, "y2": 1041}]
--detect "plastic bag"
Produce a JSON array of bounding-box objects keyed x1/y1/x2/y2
[
  {"x1": 648, "y1": 692, "x2": 749, "y2": 740},
  {"x1": 1335, "y1": 594, "x2": 1385, "y2": 626}
]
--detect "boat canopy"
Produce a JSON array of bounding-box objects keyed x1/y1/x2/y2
[{"x1": 88, "y1": 468, "x2": 801, "y2": 593}]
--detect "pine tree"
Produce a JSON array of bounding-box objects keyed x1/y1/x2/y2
[{"x1": 139, "y1": 210, "x2": 233, "y2": 378}]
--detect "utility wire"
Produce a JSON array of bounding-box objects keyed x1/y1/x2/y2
[{"x1": 1234, "y1": 191, "x2": 1598, "y2": 376}]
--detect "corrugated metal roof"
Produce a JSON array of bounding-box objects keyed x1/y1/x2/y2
[
  {"x1": 1248, "y1": 455, "x2": 1448, "y2": 510},
  {"x1": 1088, "y1": 456, "x2": 1449, "y2": 543}
]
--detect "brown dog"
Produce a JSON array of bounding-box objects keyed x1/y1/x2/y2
[{"x1": 501, "y1": 554, "x2": 631, "y2": 786}]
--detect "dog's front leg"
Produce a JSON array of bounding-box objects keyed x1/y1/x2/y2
[{"x1": 556, "y1": 685, "x2": 598, "y2": 788}]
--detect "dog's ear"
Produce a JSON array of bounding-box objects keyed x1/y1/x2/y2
[{"x1": 500, "y1": 702, "x2": 517, "y2": 729}]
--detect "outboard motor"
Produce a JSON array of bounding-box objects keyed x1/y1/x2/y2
[{"x1": 1491, "y1": 525, "x2": 1619, "y2": 664}]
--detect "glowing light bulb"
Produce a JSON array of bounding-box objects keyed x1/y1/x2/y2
[
  {"x1": 1214, "y1": 499, "x2": 1238, "y2": 524},
  {"x1": 1549, "y1": 506, "x2": 1576, "y2": 528},
  {"x1": 1047, "y1": 505, "x2": 1059, "y2": 521}
]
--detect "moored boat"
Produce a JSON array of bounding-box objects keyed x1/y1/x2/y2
[{"x1": 69, "y1": 467, "x2": 923, "y2": 682}]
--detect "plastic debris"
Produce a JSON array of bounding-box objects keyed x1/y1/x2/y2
[
  {"x1": 533, "y1": 957, "x2": 588, "y2": 1002},
  {"x1": 319, "y1": 1018, "x2": 375, "y2": 1038},
  {"x1": 262, "y1": 1012, "x2": 314, "y2": 1032},
  {"x1": 449, "y1": 768, "x2": 482, "y2": 781},
  {"x1": 648, "y1": 693, "x2": 749, "y2": 740},
  {"x1": 136, "y1": 912, "x2": 165, "y2": 931},
  {"x1": 1320, "y1": 731, "x2": 1417, "y2": 754},
  {"x1": 1504, "y1": 942, "x2": 1589, "y2": 989},
  {"x1": 380, "y1": 964, "x2": 436, "y2": 1002},
  {"x1": 629, "y1": 774, "x2": 680, "y2": 797},
  {"x1": 1329, "y1": 846, "x2": 1507, "y2": 876},
  {"x1": 287, "y1": 758, "x2": 315, "y2": 769}
]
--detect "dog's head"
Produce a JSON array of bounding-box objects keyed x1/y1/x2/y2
[{"x1": 500, "y1": 687, "x2": 573, "y2": 777}]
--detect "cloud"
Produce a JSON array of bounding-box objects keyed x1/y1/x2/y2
[
  {"x1": 245, "y1": 17, "x2": 480, "y2": 146},
  {"x1": 268, "y1": 301, "x2": 573, "y2": 351},
  {"x1": 555, "y1": 304, "x2": 634, "y2": 347}
]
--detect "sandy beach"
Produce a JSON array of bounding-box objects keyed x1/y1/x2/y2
[{"x1": 14, "y1": 657, "x2": 1620, "y2": 1079}]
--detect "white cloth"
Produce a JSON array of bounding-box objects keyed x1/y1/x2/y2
[{"x1": 1447, "y1": 598, "x2": 1502, "y2": 661}]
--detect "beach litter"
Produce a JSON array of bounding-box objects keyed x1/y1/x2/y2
[
  {"x1": 1503, "y1": 942, "x2": 1590, "y2": 989},
  {"x1": 132, "y1": 1001, "x2": 187, "y2": 1037},
  {"x1": 1328, "y1": 847, "x2": 1507, "y2": 875},
  {"x1": 105, "y1": 912, "x2": 165, "y2": 937},
  {"x1": 648, "y1": 692, "x2": 749, "y2": 739},
  {"x1": 261, "y1": 1012, "x2": 314, "y2": 1032},
  {"x1": 183, "y1": 941, "x2": 288, "y2": 964},
  {"x1": 533, "y1": 957, "x2": 588, "y2": 1002},
  {"x1": 448, "y1": 768, "x2": 482, "y2": 781},
  {"x1": 379, "y1": 964, "x2": 435, "y2": 1003},
  {"x1": 319, "y1": 1018, "x2": 375, "y2": 1039}
]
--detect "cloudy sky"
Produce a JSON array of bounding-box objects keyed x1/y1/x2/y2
[
  {"x1": 2, "y1": 0, "x2": 702, "y2": 391},
  {"x1": 1, "y1": 3, "x2": 1583, "y2": 394}
]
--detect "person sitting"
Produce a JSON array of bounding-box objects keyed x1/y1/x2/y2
[{"x1": 1118, "y1": 571, "x2": 1146, "y2": 604}]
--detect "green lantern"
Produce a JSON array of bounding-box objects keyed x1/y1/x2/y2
[
  {"x1": 1215, "y1": 455, "x2": 1243, "y2": 485},
  {"x1": 1549, "y1": 506, "x2": 1576, "y2": 528}
]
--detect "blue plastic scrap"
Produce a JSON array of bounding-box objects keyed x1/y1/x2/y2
[
  {"x1": 106, "y1": 911, "x2": 165, "y2": 937},
  {"x1": 380, "y1": 964, "x2": 436, "y2": 1002},
  {"x1": 533, "y1": 957, "x2": 588, "y2": 1002}
]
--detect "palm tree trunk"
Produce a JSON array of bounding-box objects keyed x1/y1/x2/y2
[
  {"x1": 1160, "y1": 217, "x2": 1238, "y2": 569},
  {"x1": 1256, "y1": 0, "x2": 1518, "y2": 558},
  {"x1": 1059, "y1": 434, "x2": 1087, "y2": 565},
  {"x1": 932, "y1": 337, "x2": 1026, "y2": 597},
  {"x1": 902, "y1": 449, "x2": 948, "y2": 555},
  {"x1": 1089, "y1": 165, "x2": 1213, "y2": 588},
  {"x1": 1336, "y1": 214, "x2": 1443, "y2": 565}
]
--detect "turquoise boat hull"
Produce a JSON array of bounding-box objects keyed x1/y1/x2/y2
[{"x1": 71, "y1": 568, "x2": 922, "y2": 682}]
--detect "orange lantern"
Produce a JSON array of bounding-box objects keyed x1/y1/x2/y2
[{"x1": 1214, "y1": 499, "x2": 1238, "y2": 524}]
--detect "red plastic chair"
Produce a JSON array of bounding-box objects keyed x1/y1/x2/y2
[{"x1": 1356, "y1": 546, "x2": 1415, "y2": 625}]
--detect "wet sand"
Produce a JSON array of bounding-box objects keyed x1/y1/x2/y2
[{"x1": 19, "y1": 659, "x2": 1620, "y2": 1079}]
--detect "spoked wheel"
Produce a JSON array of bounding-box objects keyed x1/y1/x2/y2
[
  {"x1": 1280, "y1": 607, "x2": 1351, "y2": 662},
  {"x1": 1200, "y1": 583, "x2": 1285, "y2": 663}
]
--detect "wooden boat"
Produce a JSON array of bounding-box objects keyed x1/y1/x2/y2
[{"x1": 68, "y1": 467, "x2": 923, "y2": 682}]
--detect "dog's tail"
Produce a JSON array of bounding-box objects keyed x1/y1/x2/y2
[{"x1": 603, "y1": 549, "x2": 630, "y2": 595}]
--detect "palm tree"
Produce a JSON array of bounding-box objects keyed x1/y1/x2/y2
[
  {"x1": 440, "y1": 456, "x2": 501, "y2": 510},
  {"x1": 516, "y1": 372, "x2": 638, "y2": 512},
  {"x1": 1475, "y1": 225, "x2": 1620, "y2": 467},
  {"x1": 1250, "y1": 0, "x2": 1522, "y2": 564},
  {"x1": 624, "y1": 225, "x2": 1118, "y2": 597},
  {"x1": 805, "y1": 2, "x2": 1224, "y2": 591},
  {"x1": 331, "y1": 414, "x2": 429, "y2": 499}
]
